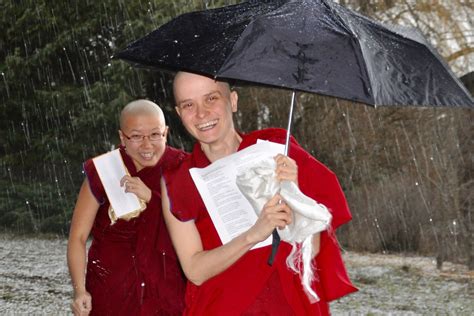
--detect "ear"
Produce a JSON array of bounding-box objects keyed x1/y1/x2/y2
[
  {"x1": 175, "y1": 106, "x2": 182, "y2": 118},
  {"x1": 118, "y1": 130, "x2": 126, "y2": 147},
  {"x1": 163, "y1": 126, "x2": 169, "y2": 143},
  {"x1": 230, "y1": 91, "x2": 238, "y2": 113}
]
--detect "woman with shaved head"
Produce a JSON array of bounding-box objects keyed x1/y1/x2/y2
[
  {"x1": 67, "y1": 99, "x2": 186, "y2": 315},
  {"x1": 161, "y1": 72, "x2": 356, "y2": 315}
]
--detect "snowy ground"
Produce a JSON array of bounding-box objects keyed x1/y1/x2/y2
[
  {"x1": 0, "y1": 234, "x2": 472, "y2": 315},
  {"x1": 330, "y1": 252, "x2": 473, "y2": 315}
]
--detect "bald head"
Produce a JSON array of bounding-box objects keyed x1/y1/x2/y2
[
  {"x1": 120, "y1": 99, "x2": 166, "y2": 129},
  {"x1": 173, "y1": 72, "x2": 232, "y2": 102}
]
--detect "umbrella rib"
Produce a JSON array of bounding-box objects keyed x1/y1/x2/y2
[
  {"x1": 321, "y1": 0, "x2": 377, "y2": 106},
  {"x1": 215, "y1": 1, "x2": 289, "y2": 81}
]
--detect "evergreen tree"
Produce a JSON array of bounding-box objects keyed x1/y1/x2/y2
[{"x1": 0, "y1": 0, "x2": 205, "y2": 233}]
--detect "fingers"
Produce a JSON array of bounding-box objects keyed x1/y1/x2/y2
[
  {"x1": 120, "y1": 175, "x2": 133, "y2": 189},
  {"x1": 120, "y1": 176, "x2": 140, "y2": 193},
  {"x1": 262, "y1": 194, "x2": 292, "y2": 228},
  {"x1": 274, "y1": 154, "x2": 298, "y2": 184},
  {"x1": 248, "y1": 194, "x2": 293, "y2": 243},
  {"x1": 71, "y1": 294, "x2": 92, "y2": 316},
  {"x1": 119, "y1": 175, "x2": 152, "y2": 202},
  {"x1": 83, "y1": 295, "x2": 92, "y2": 313},
  {"x1": 264, "y1": 194, "x2": 284, "y2": 207}
]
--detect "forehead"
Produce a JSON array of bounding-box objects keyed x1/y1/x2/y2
[
  {"x1": 122, "y1": 113, "x2": 165, "y2": 130},
  {"x1": 173, "y1": 73, "x2": 229, "y2": 101}
]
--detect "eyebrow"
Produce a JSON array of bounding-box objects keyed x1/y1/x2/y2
[
  {"x1": 128, "y1": 127, "x2": 165, "y2": 133},
  {"x1": 176, "y1": 90, "x2": 222, "y2": 106},
  {"x1": 205, "y1": 90, "x2": 222, "y2": 97},
  {"x1": 176, "y1": 98, "x2": 193, "y2": 106}
]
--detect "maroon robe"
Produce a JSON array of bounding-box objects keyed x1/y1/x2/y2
[
  {"x1": 83, "y1": 146, "x2": 187, "y2": 315},
  {"x1": 163, "y1": 128, "x2": 357, "y2": 315}
]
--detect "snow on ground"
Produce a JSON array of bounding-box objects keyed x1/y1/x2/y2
[
  {"x1": 0, "y1": 234, "x2": 472, "y2": 315},
  {"x1": 331, "y1": 252, "x2": 473, "y2": 315},
  {"x1": 0, "y1": 235, "x2": 70, "y2": 315}
]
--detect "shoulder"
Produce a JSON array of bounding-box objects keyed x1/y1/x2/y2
[
  {"x1": 241, "y1": 128, "x2": 330, "y2": 176},
  {"x1": 82, "y1": 157, "x2": 105, "y2": 204},
  {"x1": 161, "y1": 146, "x2": 190, "y2": 171},
  {"x1": 242, "y1": 128, "x2": 302, "y2": 147},
  {"x1": 162, "y1": 149, "x2": 195, "y2": 191},
  {"x1": 245, "y1": 129, "x2": 334, "y2": 176},
  {"x1": 83, "y1": 157, "x2": 95, "y2": 173},
  {"x1": 244, "y1": 128, "x2": 287, "y2": 143},
  {"x1": 162, "y1": 152, "x2": 200, "y2": 222},
  {"x1": 241, "y1": 128, "x2": 305, "y2": 158}
]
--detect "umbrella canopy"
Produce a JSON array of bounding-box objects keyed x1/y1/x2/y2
[{"x1": 115, "y1": 0, "x2": 474, "y2": 108}]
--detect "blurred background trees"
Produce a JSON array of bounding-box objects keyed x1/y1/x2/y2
[{"x1": 1, "y1": 0, "x2": 472, "y2": 268}]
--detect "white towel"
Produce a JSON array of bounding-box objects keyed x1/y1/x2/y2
[{"x1": 236, "y1": 157, "x2": 331, "y2": 302}]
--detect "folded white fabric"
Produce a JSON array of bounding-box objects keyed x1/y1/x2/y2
[{"x1": 236, "y1": 157, "x2": 332, "y2": 302}]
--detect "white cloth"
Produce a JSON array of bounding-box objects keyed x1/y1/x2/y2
[{"x1": 235, "y1": 157, "x2": 332, "y2": 302}]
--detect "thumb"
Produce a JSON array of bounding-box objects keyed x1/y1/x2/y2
[{"x1": 83, "y1": 295, "x2": 92, "y2": 311}]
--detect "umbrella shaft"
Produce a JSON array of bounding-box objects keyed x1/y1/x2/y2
[
  {"x1": 284, "y1": 91, "x2": 297, "y2": 156},
  {"x1": 269, "y1": 90, "x2": 296, "y2": 265}
]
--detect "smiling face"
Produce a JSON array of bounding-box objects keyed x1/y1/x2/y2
[
  {"x1": 173, "y1": 72, "x2": 238, "y2": 146},
  {"x1": 118, "y1": 100, "x2": 168, "y2": 171}
]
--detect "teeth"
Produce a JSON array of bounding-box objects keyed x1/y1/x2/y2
[
  {"x1": 196, "y1": 120, "x2": 218, "y2": 131},
  {"x1": 141, "y1": 153, "x2": 153, "y2": 159}
]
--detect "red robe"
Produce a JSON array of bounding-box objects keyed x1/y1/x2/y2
[
  {"x1": 163, "y1": 128, "x2": 357, "y2": 316},
  {"x1": 83, "y1": 146, "x2": 187, "y2": 315}
]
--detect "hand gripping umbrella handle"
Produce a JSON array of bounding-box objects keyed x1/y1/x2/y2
[{"x1": 267, "y1": 90, "x2": 296, "y2": 266}]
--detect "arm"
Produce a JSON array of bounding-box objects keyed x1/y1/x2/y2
[
  {"x1": 161, "y1": 178, "x2": 291, "y2": 286},
  {"x1": 67, "y1": 179, "x2": 99, "y2": 315}
]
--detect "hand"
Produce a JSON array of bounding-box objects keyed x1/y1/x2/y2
[
  {"x1": 246, "y1": 194, "x2": 292, "y2": 243},
  {"x1": 71, "y1": 290, "x2": 92, "y2": 316},
  {"x1": 274, "y1": 154, "x2": 298, "y2": 185},
  {"x1": 120, "y1": 175, "x2": 152, "y2": 202}
]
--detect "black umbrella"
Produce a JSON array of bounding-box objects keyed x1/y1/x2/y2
[
  {"x1": 115, "y1": 0, "x2": 473, "y2": 108},
  {"x1": 114, "y1": 0, "x2": 474, "y2": 264}
]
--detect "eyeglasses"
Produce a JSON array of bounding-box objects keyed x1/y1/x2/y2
[{"x1": 121, "y1": 130, "x2": 166, "y2": 143}]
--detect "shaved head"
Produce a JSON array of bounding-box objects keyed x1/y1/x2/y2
[
  {"x1": 120, "y1": 99, "x2": 166, "y2": 129},
  {"x1": 173, "y1": 72, "x2": 232, "y2": 101}
]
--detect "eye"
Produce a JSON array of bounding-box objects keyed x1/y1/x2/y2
[
  {"x1": 180, "y1": 102, "x2": 193, "y2": 110},
  {"x1": 207, "y1": 94, "x2": 218, "y2": 102},
  {"x1": 149, "y1": 132, "x2": 163, "y2": 140},
  {"x1": 130, "y1": 134, "x2": 144, "y2": 141}
]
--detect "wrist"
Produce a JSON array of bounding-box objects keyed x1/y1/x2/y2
[
  {"x1": 73, "y1": 283, "x2": 86, "y2": 294},
  {"x1": 145, "y1": 189, "x2": 152, "y2": 203},
  {"x1": 242, "y1": 229, "x2": 259, "y2": 247}
]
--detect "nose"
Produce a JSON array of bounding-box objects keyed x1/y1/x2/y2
[
  {"x1": 195, "y1": 103, "x2": 209, "y2": 118},
  {"x1": 140, "y1": 136, "x2": 153, "y2": 147}
]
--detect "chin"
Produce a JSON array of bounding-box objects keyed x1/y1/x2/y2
[
  {"x1": 194, "y1": 130, "x2": 220, "y2": 144},
  {"x1": 142, "y1": 159, "x2": 159, "y2": 166},
  {"x1": 134, "y1": 158, "x2": 159, "y2": 170}
]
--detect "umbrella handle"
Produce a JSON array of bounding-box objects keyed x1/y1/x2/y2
[
  {"x1": 267, "y1": 229, "x2": 281, "y2": 266},
  {"x1": 268, "y1": 90, "x2": 297, "y2": 266}
]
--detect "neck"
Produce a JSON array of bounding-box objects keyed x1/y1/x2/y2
[{"x1": 200, "y1": 131, "x2": 242, "y2": 162}]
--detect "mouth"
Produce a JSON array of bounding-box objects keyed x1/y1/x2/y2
[
  {"x1": 139, "y1": 152, "x2": 155, "y2": 160},
  {"x1": 196, "y1": 119, "x2": 218, "y2": 131}
]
